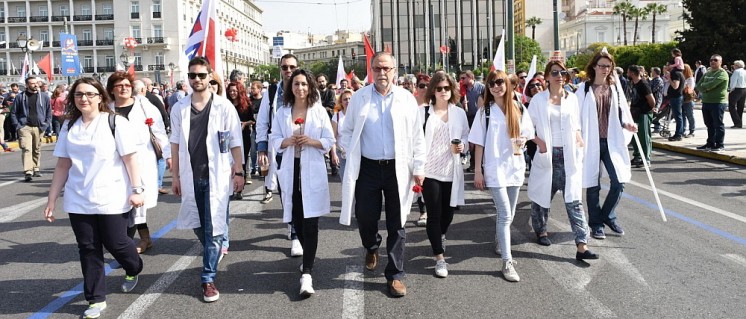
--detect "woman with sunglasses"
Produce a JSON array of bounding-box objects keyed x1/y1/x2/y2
[
  {"x1": 107, "y1": 71, "x2": 169, "y2": 254},
  {"x1": 44, "y1": 78, "x2": 144, "y2": 319},
  {"x1": 208, "y1": 72, "x2": 224, "y2": 95},
  {"x1": 577, "y1": 51, "x2": 637, "y2": 240},
  {"x1": 413, "y1": 73, "x2": 431, "y2": 227},
  {"x1": 523, "y1": 77, "x2": 545, "y2": 171},
  {"x1": 269, "y1": 69, "x2": 335, "y2": 297},
  {"x1": 331, "y1": 89, "x2": 352, "y2": 179},
  {"x1": 526, "y1": 61, "x2": 599, "y2": 261},
  {"x1": 419, "y1": 72, "x2": 469, "y2": 278},
  {"x1": 468, "y1": 70, "x2": 534, "y2": 282}
]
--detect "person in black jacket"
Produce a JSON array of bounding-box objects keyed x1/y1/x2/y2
[
  {"x1": 10, "y1": 76, "x2": 52, "y2": 182},
  {"x1": 627, "y1": 66, "x2": 655, "y2": 167},
  {"x1": 316, "y1": 73, "x2": 338, "y2": 175}
]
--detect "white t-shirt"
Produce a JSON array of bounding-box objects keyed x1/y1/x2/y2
[
  {"x1": 54, "y1": 113, "x2": 140, "y2": 215},
  {"x1": 549, "y1": 103, "x2": 564, "y2": 147},
  {"x1": 332, "y1": 111, "x2": 346, "y2": 148}
]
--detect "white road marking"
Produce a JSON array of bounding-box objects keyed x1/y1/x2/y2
[
  {"x1": 342, "y1": 265, "x2": 364, "y2": 319},
  {"x1": 0, "y1": 178, "x2": 22, "y2": 188},
  {"x1": 627, "y1": 180, "x2": 746, "y2": 224},
  {"x1": 722, "y1": 254, "x2": 746, "y2": 268},
  {"x1": 0, "y1": 197, "x2": 48, "y2": 223}
]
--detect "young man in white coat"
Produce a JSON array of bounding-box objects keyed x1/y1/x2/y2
[
  {"x1": 338, "y1": 52, "x2": 426, "y2": 297},
  {"x1": 170, "y1": 57, "x2": 244, "y2": 302}
]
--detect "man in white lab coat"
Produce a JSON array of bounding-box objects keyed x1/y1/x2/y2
[
  {"x1": 170, "y1": 57, "x2": 244, "y2": 303},
  {"x1": 339, "y1": 52, "x2": 426, "y2": 297}
]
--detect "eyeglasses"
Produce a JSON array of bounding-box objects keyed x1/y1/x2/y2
[
  {"x1": 417, "y1": 83, "x2": 428, "y2": 89},
  {"x1": 596, "y1": 64, "x2": 613, "y2": 69},
  {"x1": 73, "y1": 92, "x2": 100, "y2": 99},
  {"x1": 372, "y1": 66, "x2": 394, "y2": 73},
  {"x1": 435, "y1": 86, "x2": 451, "y2": 92},
  {"x1": 488, "y1": 79, "x2": 506, "y2": 88},
  {"x1": 280, "y1": 65, "x2": 297, "y2": 71},
  {"x1": 527, "y1": 83, "x2": 542, "y2": 90},
  {"x1": 187, "y1": 72, "x2": 209, "y2": 80},
  {"x1": 209, "y1": 80, "x2": 219, "y2": 86},
  {"x1": 550, "y1": 70, "x2": 569, "y2": 77},
  {"x1": 518, "y1": 75, "x2": 527, "y2": 79},
  {"x1": 113, "y1": 83, "x2": 132, "y2": 89}
]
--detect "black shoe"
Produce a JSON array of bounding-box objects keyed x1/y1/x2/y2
[
  {"x1": 696, "y1": 144, "x2": 712, "y2": 151},
  {"x1": 24, "y1": 174, "x2": 33, "y2": 182},
  {"x1": 537, "y1": 236, "x2": 552, "y2": 246},
  {"x1": 605, "y1": 222, "x2": 625, "y2": 235},
  {"x1": 576, "y1": 250, "x2": 599, "y2": 260},
  {"x1": 668, "y1": 135, "x2": 682, "y2": 141},
  {"x1": 33, "y1": 171, "x2": 42, "y2": 177},
  {"x1": 231, "y1": 192, "x2": 243, "y2": 200},
  {"x1": 730, "y1": 125, "x2": 742, "y2": 128},
  {"x1": 711, "y1": 145, "x2": 725, "y2": 152}
]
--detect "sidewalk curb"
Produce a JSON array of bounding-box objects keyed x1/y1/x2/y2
[{"x1": 653, "y1": 142, "x2": 746, "y2": 166}]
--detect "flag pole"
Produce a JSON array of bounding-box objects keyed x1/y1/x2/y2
[{"x1": 633, "y1": 133, "x2": 667, "y2": 222}]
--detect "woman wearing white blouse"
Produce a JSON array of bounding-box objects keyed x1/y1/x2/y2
[
  {"x1": 419, "y1": 72, "x2": 469, "y2": 278},
  {"x1": 44, "y1": 78, "x2": 144, "y2": 319},
  {"x1": 468, "y1": 70, "x2": 534, "y2": 282},
  {"x1": 527, "y1": 61, "x2": 598, "y2": 261},
  {"x1": 269, "y1": 69, "x2": 335, "y2": 297}
]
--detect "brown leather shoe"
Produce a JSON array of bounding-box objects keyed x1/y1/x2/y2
[
  {"x1": 365, "y1": 250, "x2": 378, "y2": 271},
  {"x1": 388, "y1": 280, "x2": 407, "y2": 297}
]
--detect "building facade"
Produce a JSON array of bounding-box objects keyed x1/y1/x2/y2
[
  {"x1": 293, "y1": 41, "x2": 365, "y2": 65},
  {"x1": 371, "y1": 0, "x2": 507, "y2": 74},
  {"x1": 0, "y1": 0, "x2": 268, "y2": 85}
]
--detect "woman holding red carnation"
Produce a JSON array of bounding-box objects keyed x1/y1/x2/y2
[{"x1": 269, "y1": 69, "x2": 335, "y2": 297}]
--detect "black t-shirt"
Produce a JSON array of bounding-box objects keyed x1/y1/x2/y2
[
  {"x1": 189, "y1": 97, "x2": 213, "y2": 180},
  {"x1": 116, "y1": 103, "x2": 135, "y2": 119},
  {"x1": 26, "y1": 92, "x2": 40, "y2": 126},
  {"x1": 250, "y1": 95, "x2": 262, "y2": 129},
  {"x1": 630, "y1": 79, "x2": 652, "y2": 119},
  {"x1": 667, "y1": 70, "x2": 685, "y2": 98}
]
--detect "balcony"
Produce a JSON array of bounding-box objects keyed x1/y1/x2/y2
[
  {"x1": 133, "y1": 38, "x2": 142, "y2": 44},
  {"x1": 95, "y1": 14, "x2": 114, "y2": 21},
  {"x1": 147, "y1": 37, "x2": 164, "y2": 44},
  {"x1": 9, "y1": 43, "x2": 19, "y2": 49},
  {"x1": 52, "y1": 41, "x2": 61, "y2": 47},
  {"x1": 97, "y1": 66, "x2": 117, "y2": 72},
  {"x1": 78, "y1": 40, "x2": 93, "y2": 46},
  {"x1": 83, "y1": 66, "x2": 95, "y2": 73},
  {"x1": 148, "y1": 65, "x2": 166, "y2": 71},
  {"x1": 30, "y1": 16, "x2": 48, "y2": 22},
  {"x1": 96, "y1": 39, "x2": 114, "y2": 46},
  {"x1": 0, "y1": 69, "x2": 8, "y2": 76},
  {"x1": 134, "y1": 65, "x2": 143, "y2": 71},
  {"x1": 131, "y1": 12, "x2": 140, "y2": 19},
  {"x1": 73, "y1": 15, "x2": 92, "y2": 21},
  {"x1": 8, "y1": 17, "x2": 27, "y2": 23},
  {"x1": 51, "y1": 15, "x2": 68, "y2": 22},
  {"x1": 153, "y1": 12, "x2": 161, "y2": 19}
]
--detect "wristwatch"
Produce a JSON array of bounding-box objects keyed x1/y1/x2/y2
[
  {"x1": 234, "y1": 172, "x2": 244, "y2": 177},
  {"x1": 132, "y1": 186, "x2": 145, "y2": 194}
]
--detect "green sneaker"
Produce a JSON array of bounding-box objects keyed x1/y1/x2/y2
[
  {"x1": 83, "y1": 302, "x2": 107, "y2": 319},
  {"x1": 121, "y1": 275, "x2": 138, "y2": 292}
]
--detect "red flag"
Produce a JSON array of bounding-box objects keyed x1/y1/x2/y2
[
  {"x1": 127, "y1": 64, "x2": 135, "y2": 77},
  {"x1": 363, "y1": 34, "x2": 374, "y2": 84},
  {"x1": 346, "y1": 70, "x2": 355, "y2": 81},
  {"x1": 38, "y1": 53, "x2": 53, "y2": 82}
]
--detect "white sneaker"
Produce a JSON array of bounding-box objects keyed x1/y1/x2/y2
[
  {"x1": 300, "y1": 274, "x2": 315, "y2": 296},
  {"x1": 501, "y1": 259, "x2": 520, "y2": 282},
  {"x1": 291, "y1": 239, "x2": 304, "y2": 257},
  {"x1": 434, "y1": 259, "x2": 448, "y2": 278},
  {"x1": 83, "y1": 302, "x2": 107, "y2": 319}
]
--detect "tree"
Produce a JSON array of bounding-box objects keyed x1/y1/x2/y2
[
  {"x1": 645, "y1": 3, "x2": 667, "y2": 44},
  {"x1": 254, "y1": 64, "x2": 279, "y2": 82},
  {"x1": 525, "y1": 17, "x2": 542, "y2": 40},
  {"x1": 613, "y1": 1, "x2": 634, "y2": 46},
  {"x1": 514, "y1": 35, "x2": 547, "y2": 72},
  {"x1": 680, "y1": 0, "x2": 746, "y2": 64},
  {"x1": 630, "y1": 5, "x2": 648, "y2": 46}
]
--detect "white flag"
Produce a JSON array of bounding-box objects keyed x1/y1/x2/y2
[
  {"x1": 522, "y1": 55, "x2": 537, "y2": 99},
  {"x1": 492, "y1": 29, "x2": 506, "y2": 72},
  {"x1": 335, "y1": 55, "x2": 346, "y2": 88},
  {"x1": 32, "y1": 60, "x2": 40, "y2": 75},
  {"x1": 19, "y1": 55, "x2": 29, "y2": 83}
]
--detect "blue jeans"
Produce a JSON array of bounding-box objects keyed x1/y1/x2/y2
[
  {"x1": 489, "y1": 186, "x2": 520, "y2": 261},
  {"x1": 682, "y1": 101, "x2": 695, "y2": 134},
  {"x1": 250, "y1": 129, "x2": 258, "y2": 172},
  {"x1": 702, "y1": 103, "x2": 727, "y2": 147},
  {"x1": 586, "y1": 139, "x2": 625, "y2": 231},
  {"x1": 192, "y1": 178, "x2": 224, "y2": 283},
  {"x1": 157, "y1": 158, "x2": 166, "y2": 189},
  {"x1": 335, "y1": 148, "x2": 347, "y2": 180},
  {"x1": 669, "y1": 96, "x2": 684, "y2": 137}
]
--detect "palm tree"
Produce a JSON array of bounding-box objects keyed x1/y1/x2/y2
[
  {"x1": 613, "y1": 0, "x2": 634, "y2": 46},
  {"x1": 631, "y1": 6, "x2": 649, "y2": 46},
  {"x1": 525, "y1": 17, "x2": 542, "y2": 40},
  {"x1": 646, "y1": 3, "x2": 668, "y2": 43}
]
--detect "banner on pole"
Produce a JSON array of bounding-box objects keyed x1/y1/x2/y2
[{"x1": 60, "y1": 33, "x2": 81, "y2": 76}]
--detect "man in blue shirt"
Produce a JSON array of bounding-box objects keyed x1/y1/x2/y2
[{"x1": 459, "y1": 70, "x2": 484, "y2": 172}]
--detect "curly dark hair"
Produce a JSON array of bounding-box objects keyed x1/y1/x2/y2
[
  {"x1": 226, "y1": 81, "x2": 249, "y2": 113},
  {"x1": 282, "y1": 69, "x2": 320, "y2": 107}
]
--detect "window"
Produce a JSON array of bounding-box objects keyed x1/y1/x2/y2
[
  {"x1": 155, "y1": 52, "x2": 164, "y2": 65},
  {"x1": 105, "y1": 56, "x2": 115, "y2": 67},
  {"x1": 103, "y1": 4, "x2": 113, "y2": 15},
  {"x1": 83, "y1": 30, "x2": 92, "y2": 41},
  {"x1": 132, "y1": 25, "x2": 141, "y2": 38},
  {"x1": 104, "y1": 29, "x2": 114, "y2": 40},
  {"x1": 60, "y1": 5, "x2": 69, "y2": 16},
  {"x1": 81, "y1": 5, "x2": 91, "y2": 15},
  {"x1": 153, "y1": 25, "x2": 162, "y2": 37},
  {"x1": 597, "y1": 32, "x2": 605, "y2": 43},
  {"x1": 39, "y1": 6, "x2": 48, "y2": 16},
  {"x1": 84, "y1": 56, "x2": 93, "y2": 68},
  {"x1": 131, "y1": 1, "x2": 140, "y2": 13},
  {"x1": 153, "y1": 0, "x2": 161, "y2": 13},
  {"x1": 40, "y1": 30, "x2": 49, "y2": 43},
  {"x1": 0, "y1": 7, "x2": 5, "y2": 18},
  {"x1": 0, "y1": 32, "x2": 6, "y2": 43},
  {"x1": 134, "y1": 55, "x2": 142, "y2": 66},
  {"x1": 17, "y1": 6, "x2": 26, "y2": 17}
]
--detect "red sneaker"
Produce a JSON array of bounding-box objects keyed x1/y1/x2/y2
[{"x1": 202, "y1": 282, "x2": 219, "y2": 302}]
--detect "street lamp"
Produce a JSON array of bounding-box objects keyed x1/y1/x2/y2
[{"x1": 17, "y1": 34, "x2": 42, "y2": 76}]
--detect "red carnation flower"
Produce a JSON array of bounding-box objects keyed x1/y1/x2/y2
[
  {"x1": 145, "y1": 118, "x2": 154, "y2": 126},
  {"x1": 294, "y1": 118, "x2": 305, "y2": 125},
  {"x1": 412, "y1": 184, "x2": 423, "y2": 193}
]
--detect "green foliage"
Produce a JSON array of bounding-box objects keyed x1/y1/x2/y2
[
  {"x1": 680, "y1": 0, "x2": 746, "y2": 64},
  {"x1": 569, "y1": 42, "x2": 679, "y2": 70},
  {"x1": 514, "y1": 36, "x2": 547, "y2": 72},
  {"x1": 253, "y1": 64, "x2": 279, "y2": 81}
]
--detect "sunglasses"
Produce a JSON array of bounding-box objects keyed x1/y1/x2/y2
[
  {"x1": 417, "y1": 83, "x2": 428, "y2": 89},
  {"x1": 488, "y1": 79, "x2": 506, "y2": 88},
  {"x1": 527, "y1": 83, "x2": 542, "y2": 90},
  {"x1": 435, "y1": 86, "x2": 451, "y2": 92},
  {"x1": 518, "y1": 75, "x2": 527, "y2": 79},
  {"x1": 550, "y1": 70, "x2": 569, "y2": 77},
  {"x1": 209, "y1": 80, "x2": 219, "y2": 86},
  {"x1": 187, "y1": 72, "x2": 209, "y2": 80},
  {"x1": 280, "y1": 65, "x2": 297, "y2": 71}
]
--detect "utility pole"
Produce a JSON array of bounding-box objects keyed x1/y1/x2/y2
[
  {"x1": 553, "y1": 0, "x2": 560, "y2": 50},
  {"x1": 507, "y1": 0, "x2": 515, "y2": 66}
]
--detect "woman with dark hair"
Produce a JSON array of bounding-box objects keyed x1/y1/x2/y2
[
  {"x1": 469, "y1": 70, "x2": 534, "y2": 282},
  {"x1": 523, "y1": 77, "x2": 545, "y2": 170},
  {"x1": 107, "y1": 71, "x2": 169, "y2": 254},
  {"x1": 269, "y1": 69, "x2": 335, "y2": 296},
  {"x1": 227, "y1": 81, "x2": 255, "y2": 198},
  {"x1": 419, "y1": 71, "x2": 469, "y2": 278},
  {"x1": 577, "y1": 51, "x2": 637, "y2": 240},
  {"x1": 44, "y1": 78, "x2": 144, "y2": 319},
  {"x1": 249, "y1": 81, "x2": 264, "y2": 175},
  {"x1": 527, "y1": 61, "x2": 598, "y2": 260}
]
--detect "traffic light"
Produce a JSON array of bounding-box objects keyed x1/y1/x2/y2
[{"x1": 351, "y1": 48, "x2": 356, "y2": 60}]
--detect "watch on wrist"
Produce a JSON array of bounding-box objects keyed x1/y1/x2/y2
[
  {"x1": 132, "y1": 186, "x2": 145, "y2": 194},
  {"x1": 234, "y1": 172, "x2": 244, "y2": 177}
]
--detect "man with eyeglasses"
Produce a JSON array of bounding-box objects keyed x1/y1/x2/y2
[
  {"x1": 459, "y1": 70, "x2": 484, "y2": 172},
  {"x1": 696, "y1": 55, "x2": 730, "y2": 151},
  {"x1": 338, "y1": 51, "x2": 426, "y2": 297},
  {"x1": 169, "y1": 57, "x2": 244, "y2": 302},
  {"x1": 10, "y1": 76, "x2": 52, "y2": 182}
]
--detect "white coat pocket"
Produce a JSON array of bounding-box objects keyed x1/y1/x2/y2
[{"x1": 533, "y1": 151, "x2": 552, "y2": 169}]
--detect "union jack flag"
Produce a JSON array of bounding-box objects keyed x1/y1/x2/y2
[{"x1": 184, "y1": 0, "x2": 222, "y2": 77}]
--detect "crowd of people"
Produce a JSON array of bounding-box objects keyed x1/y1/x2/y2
[{"x1": 0, "y1": 47, "x2": 739, "y2": 318}]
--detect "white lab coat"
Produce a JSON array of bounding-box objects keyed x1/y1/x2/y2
[
  {"x1": 169, "y1": 93, "x2": 242, "y2": 236},
  {"x1": 255, "y1": 81, "x2": 284, "y2": 191},
  {"x1": 526, "y1": 91, "x2": 583, "y2": 208},
  {"x1": 109, "y1": 96, "x2": 170, "y2": 224},
  {"x1": 270, "y1": 102, "x2": 335, "y2": 222},
  {"x1": 576, "y1": 82, "x2": 634, "y2": 188},
  {"x1": 419, "y1": 103, "x2": 470, "y2": 207},
  {"x1": 338, "y1": 85, "x2": 427, "y2": 227}
]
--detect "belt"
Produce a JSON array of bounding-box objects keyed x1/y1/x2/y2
[{"x1": 361, "y1": 157, "x2": 395, "y2": 166}]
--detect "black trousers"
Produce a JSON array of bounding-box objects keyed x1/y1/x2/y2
[
  {"x1": 728, "y1": 87, "x2": 746, "y2": 127},
  {"x1": 422, "y1": 178, "x2": 454, "y2": 255},
  {"x1": 69, "y1": 213, "x2": 143, "y2": 303},
  {"x1": 242, "y1": 128, "x2": 252, "y2": 175},
  {"x1": 355, "y1": 157, "x2": 405, "y2": 280},
  {"x1": 291, "y1": 158, "x2": 319, "y2": 274}
]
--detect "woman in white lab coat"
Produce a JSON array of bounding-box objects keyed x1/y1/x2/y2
[
  {"x1": 269, "y1": 69, "x2": 335, "y2": 297},
  {"x1": 418, "y1": 72, "x2": 469, "y2": 278},
  {"x1": 526, "y1": 61, "x2": 598, "y2": 261},
  {"x1": 468, "y1": 70, "x2": 534, "y2": 283}
]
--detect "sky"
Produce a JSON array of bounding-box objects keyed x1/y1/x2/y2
[{"x1": 254, "y1": 0, "x2": 372, "y2": 36}]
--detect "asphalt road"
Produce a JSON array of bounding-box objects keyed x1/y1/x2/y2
[{"x1": 0, "y1": 144, "x2": 745, "y2": 318}]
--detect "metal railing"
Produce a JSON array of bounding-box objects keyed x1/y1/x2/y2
[
  {"x1": 73, "y1": 15, "x2": 92, "y2": 21},
  {"x1": 147, "y1": 37, "x2": 164, "y2": 44},
  {"x1": 95, "y1": 14, "x2": 114, "y2": 20}
]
